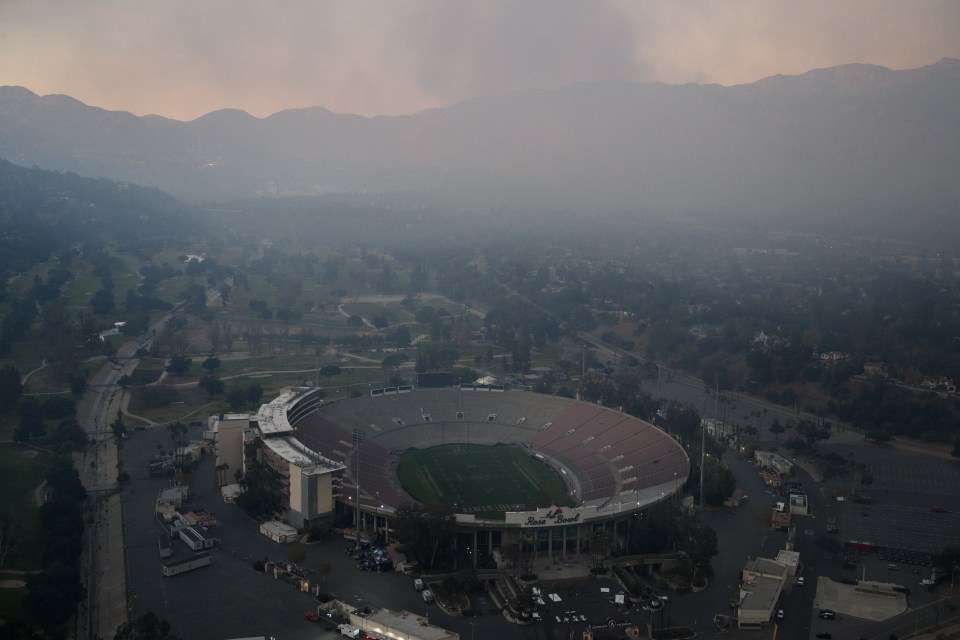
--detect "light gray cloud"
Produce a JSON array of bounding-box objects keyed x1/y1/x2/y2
[{"x1": 0, "y1": 0, "x2": 958, "y2": 120}]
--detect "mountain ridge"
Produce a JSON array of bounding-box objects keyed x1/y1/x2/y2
[{"x1": 1, "y1": 59, "x2": 958, "y2": 239}]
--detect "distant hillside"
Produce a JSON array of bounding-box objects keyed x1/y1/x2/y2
[
  {"x1": 0, "y1": 159, "x2": 189, "y2": 273},
  {"x1": 1, "y1": 59, "x2": 959, "y2": 240}
]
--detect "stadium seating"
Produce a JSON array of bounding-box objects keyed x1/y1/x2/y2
[{"x1": 291, "y1": 388, "x2": 688, "y2": 510}]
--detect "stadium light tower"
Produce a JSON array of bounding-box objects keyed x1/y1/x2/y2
[{"x1": 352, "y1": 428, "x2": 365, "y2": 549}]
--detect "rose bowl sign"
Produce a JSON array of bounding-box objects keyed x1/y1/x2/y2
[{"x1": 509, "y1": 507, "x2": 583, "y2": 528}]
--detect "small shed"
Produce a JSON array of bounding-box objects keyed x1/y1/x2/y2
[{"x1": 260, "y1": 520, "x2": 298, "y2": 543}]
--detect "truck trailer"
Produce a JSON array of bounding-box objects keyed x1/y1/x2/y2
[{"x1": 163, "y1": 552, "x2": 212, "y2": 577}]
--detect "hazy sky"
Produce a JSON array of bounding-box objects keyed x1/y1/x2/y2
[{"x1": 1, "y1": 1, "x2": 958, "y2": 121}]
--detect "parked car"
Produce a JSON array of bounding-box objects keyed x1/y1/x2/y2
[
  {"x1": 819, "y1": 610, "x2": 835, "y2": 619},
  {"x1": 776, "y1": 610, "x2": 784, "y2": 619},
  {"x1": 304, "y1": 611, "x2": 319, "y2": 622}
]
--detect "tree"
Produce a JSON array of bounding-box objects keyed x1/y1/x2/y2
[
  {"x1": 216, "y1": 462, "x2": 230, "y2": 486},
  {"x1": 389, "y1": 325, "x2": 412, "y2": 347},
  {"x1": 414, "y1": 343, "x2": 459, "y2": 372},
  {"x1": 110, "y1": 411, "x2": 128, "y2": 445},
  {"x1": 198, "y1": 374, "x2": 225, "y2": 397},
  {"x1": 676, "y1": 517, "x2": 718, "y2": 579},
  {"x1": 568, "y1": 304, "x2": 596, "y2": 331},
  {"x1": 90, "y1": 288, "x2": 115, "y2": 315},
  {"x1": 46, "y1": 459, "x2": 87, "y2": 504},
  {"x1": 207, "y1": 322, "x2": 222, "y2": 354},
  {"x1": 287, "y1": 541, "x2": 307, "y2": 566},
  {"x1": 234, "y1": 464, "x2": 282, "y2": 520},
  {"x1": 931, "y1": 545, "x2": 960, "y2": 574},
  {"x1": 371, "y1": 315, "x2": 390, "y2": 331},
  {"x1": 393, "y1": 502, "x2": 457, "y2": 571},
  {"x1": 347, "y1": 315, "x2": 364, "y2": 328},
  {"x1": 666, "y1": 403, "x2": 702, "y2": 447},
  {"x1": 226, "y1": 387, "x2": 248, "y2": 412},
  {"x1": 317, "y1": 560, "x2": 332, "y2": 584},
  {"x1": 701, "y1": 456, "x2": 736, "y2": 506},
  {"x1": 24, "y1": 562, "x2": 85, "y2": 627},
  {"x1": 0, "y1": 513, "x2": 20, "y2": 569},
  {"x1": 865, "y1": 427, "x2": 892, "y2": 443},
  {"x1": 181, "y1": 283, "x2": 206, "y2": 315},
  {"x1": 382, "y1": 354, "x2": 408, "y2": 383},
  {"x1": 769, "y1": 419, "x2": 785, "y2": 441},
  {"x1": 166, "y1": 354, "x2": 192, "y2": 376},
  {"x1": 245, "y1": 381, "x2": 264, "y2": 407},
  {"x1": 0, "y1": 365, "x2": 23, "y2": 413},
  {"x1": 17, "y1": 397, "x2": 46, "y2": 440},
  {"x1": 49, "y1": 419, "x2": 89, "y2": 453},
  {"x1": 168, "y1": 420, "x2": 188, "y2": 473},
  {"x1": 113, "y1": 611, "x2": 183, "y2": 640},
  {"x1": 590, "y1": 527, "x2": 612, "y2": 570},
  {"x1": 319, "y1": 365, "x2": 342, "y2": 384}
]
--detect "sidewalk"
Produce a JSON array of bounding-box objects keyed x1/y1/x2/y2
[
  {"x1": 527, "y1": 554, "x2": 594, "y2": 581},
  {"x1": 910, "y1": 621, "x2": 960, "y2": 640}
]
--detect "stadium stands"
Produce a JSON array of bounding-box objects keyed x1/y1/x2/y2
[{"x1": 289, "y1": 388, "x2": 689, "y2": 513}]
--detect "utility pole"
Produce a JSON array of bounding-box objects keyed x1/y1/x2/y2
[
  {"x1": 656, "y1": 360, "x2": 662, "y2": 405},
  {"x1": 699, "y1": 404, "x2": 706, "y2": 508}
]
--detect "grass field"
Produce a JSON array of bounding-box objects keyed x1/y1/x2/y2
[
  {"x1": 397, "y1": 444, "x2": 575, "y2": 519},
  {"x1": 0, "y1": 585, "x2": 25, "y2": 621},
  {"x1": 0, "y1": 446, "x2": 50, "y2": 570}
]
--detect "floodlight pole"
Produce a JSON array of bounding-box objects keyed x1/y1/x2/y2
[
  {"x1": 171, "y1": 401, "x2": 185, "y2": 484},
  {"x1": 353, "y1": 428, "x2": 365, "y2": 550},
  {"x1": 699, "y1": 418, "x2": 706, "y2": 508}
]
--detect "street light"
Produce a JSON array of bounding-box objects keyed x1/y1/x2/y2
[{"x1": 352, "y1": 428, "x2": 365, "y2": 550}]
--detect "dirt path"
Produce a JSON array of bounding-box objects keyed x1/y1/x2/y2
[
  {"x1": 0, "y1": 579, "x2": 26, "y2": 588},
  {"x1": 20, "y1": 359, "x2": 47, "y2": 384}
]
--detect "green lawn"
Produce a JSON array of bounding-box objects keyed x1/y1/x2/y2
[
  {"x1": 0, "y1": 586, "x2": 26, "y2": 621},
  {"x1": 0, "y1": 446, "x2": 50, "y2": 570},
  {"x1": 126, "y1": 358, "x2": 166, "y2": 386},
  {"x1": 213, "y1": 354, "x2": 320, "y2": 378},
  {"x1": 60, "y1": 266, "x2": 102, "y2": 316},
  {"x1": 397, "y1": 444, "x2": 574, "y2": 519},
  {"x1": 3, "y1": 326, "x2": 47, "y2": 375},
  {"x1": 340, "y1": 302, "x2": 414, "y2": 325}
]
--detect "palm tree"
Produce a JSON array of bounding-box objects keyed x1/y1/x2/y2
[
  {"x1": 216, "y1": 462, "x2": 230, "y2": 486},
  {"x1": 520, "y1": 531, "x2": 535, "y2": 576},
  {"x1": 591, "y1": 528, "x2": 612, "y2": 570}
]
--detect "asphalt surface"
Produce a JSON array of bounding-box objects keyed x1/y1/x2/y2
[
  {"x1": 117, "y1": 421, "x2": 799, "y2": 640},
  {"x1": 115, "y1": 369, "x2": 960, "y2": 640}
]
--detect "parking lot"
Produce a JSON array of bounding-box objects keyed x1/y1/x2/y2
[
  {"x1": 817, "y1": 442, "x2": 960, "y2": 555},
  {"x1": 121, "y1": 425, "x2": 650, "y2": 640},
  {"x1": 117, "y1": 414, "x2": 960, "y2": 640}
]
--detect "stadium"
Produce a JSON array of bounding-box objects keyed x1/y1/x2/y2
[{"x1": 233, "y1": 385, "x2": 689, "y2": 566}]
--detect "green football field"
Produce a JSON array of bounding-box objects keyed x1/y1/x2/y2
[{"x1": 396, "y1": 444, "x2": 575, "y2": 519}]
